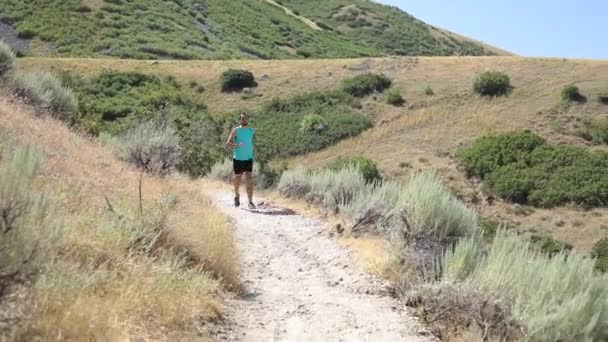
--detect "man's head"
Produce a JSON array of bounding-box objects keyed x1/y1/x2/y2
[{"x1": 240, "y1": 113, "x2": 249, "y2": 126}]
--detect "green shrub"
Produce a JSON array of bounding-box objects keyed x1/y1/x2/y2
[
  {"x1": 458, "y1": 132, "x2": 608, "y2": 208},
  {"x1": 386, "y1": 89, "x2": 405, "y2": 106},
  {"x1": 592, "y1": 238, "x2": 608, "y2": 258},
  {"x1": 598, "y1": 94, "x2": 608, "y2": 105},
  {"x1": 473, "y1": 71, "x2": 511, "y2": 97},
  {"x1": 116, "y1": 120, "x2": 180, "y2": 176},
  {"x1": 578, "y1": 117, "x2": 608, "y2": 145},
  {"x1": 456, "y1": 131, "x2": 545, "y2": 178},
  {"x1": 530, "y1": 234, "x2": 573, "y2": 257},
  {"x1": 329, "y1": 156, "x2": 381, "y2": 183},
  {"x1": 424, "y1": 86, "x2": 434, "y2": 96},
  {"x1": 299, "y1": 114, "x2": 327, "y2": 133},
  {"x1": 0, "y1": 41, "x2": 16, "y2": 78},
  {"x1": 12, "y1": 71, "x2": 78, "y2": 119},
  {"x1": 341, "y1": 73, "x2": 391, "y2": 97},
  {"x1": 220, "y1": 69, "x2": 256, "y2": 92},
  {"x1": 443, "y1": 229, "x2": 608, "y2": 341},
  {"x1": 561, "y1": 84, "x2": 584, "y2": 102},
  {"x1": 255, "y1": 91, "x2": 368, "y2": 161},
  {"x1": 596, "y1": 256, "x2": 608, "y2": 273},
  {"x1": 0, "y1": 143, "x2": 49, "y2": 292}
]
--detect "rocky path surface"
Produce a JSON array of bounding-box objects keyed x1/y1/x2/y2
[{"x1": 207, "y1": 191, "x2": 432, "y2": 342}]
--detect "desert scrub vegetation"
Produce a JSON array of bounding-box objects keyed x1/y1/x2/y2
[
  {"x1": 0, "y1": 100, "x2": 239, "y2": 338},
  {"x1": 61, "y1": 70, "x2": 227, "y2": 177},
  {"x1": 111, "y1": 120, "x2": 181, "y2": 176},
  {"x1": 254, "y1": 91, "x2": 369, "y2": 161},
  {"x1": 0, "y1": 143, "x2": 52, "y2": 295},
  {"x1": 341, "y1": 73, "x2": 392, "y2": 97},
  {"x1": 0, "y1": 40, "x2": 15, "y2": 77},
  {"x1": 592, "y1": 238, "x2": 608, "y2": 273},
  {"x1": 11, "y1": 71, "x2": 78, "y2": 119},
  {"x1": 278, "y1": 167, "x2": 478, "y2": 242},
  {"x1": 457, "y1": 131, "x2": 608, "y2": 208},
  {"x1": 385, "y1": 89, "x2": 405, "y2": 106},
  {"x1": 220, "y1": 69, "x2": 256, "y2": 92},
  {"x1": 442, "y1": 229, "x2": 608, "y2": 341},
  {"x1": 329, "y1": 156, "x2": 382, "y2": 184},
  {"x1": 578, "y1": 116, "x2": 608, "y2": 145},
  {"x1": 561, "y1": 84, "x2": 584, "y2": 102},
  {"x1": 473, "y1": 71, "x2": 511, "y2": 96}
]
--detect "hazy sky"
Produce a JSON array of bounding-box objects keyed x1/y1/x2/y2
[{"x1": 376, "y1": 0, "x2": 608, "y2": 59}]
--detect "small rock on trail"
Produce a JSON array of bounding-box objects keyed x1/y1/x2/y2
[{"x1": 206, "y1": 191, "x2": 433, "y2": 342}]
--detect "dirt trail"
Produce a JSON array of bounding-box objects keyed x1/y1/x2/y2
[{"x1": 207, "y1": 190, "x2": 432, "y2": 342}]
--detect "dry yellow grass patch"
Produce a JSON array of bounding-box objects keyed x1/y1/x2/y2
[
  {"x1": 342, "y1": 236, "x2": 402, "y2": 284},
  {"x1": 0, "y1": 91, "x2": 238, "y2": 339}
]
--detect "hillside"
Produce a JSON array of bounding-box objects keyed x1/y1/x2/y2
[
  {"x1": 15, "y1": 56, "x2": 608, "y2": 251},
  {"x1": 0, "y1": 86, "x2": 239, "y2": 338},
  {"x1": 0, "y1": 0, "x2": 508, "y2": 59}
]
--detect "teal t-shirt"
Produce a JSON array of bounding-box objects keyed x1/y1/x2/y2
[{"x1": 233, "y1": 127, "x2": 255, "y2": 161}]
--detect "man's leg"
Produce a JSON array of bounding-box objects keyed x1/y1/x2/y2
[
  {"x1": 245, "y1": 172, "x2": 254, "y2": 206},
  {"x1": 234, "y1": 174, "x2": 242, "y2": 206}
]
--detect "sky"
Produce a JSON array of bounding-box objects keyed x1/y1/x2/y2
[{"x1": 376, "y1": 0, "x2": 608, "y2": 59}]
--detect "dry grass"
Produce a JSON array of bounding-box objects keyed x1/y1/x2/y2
[{"x1": 0, "y1": 90, "x2": 239, "y2": 339}]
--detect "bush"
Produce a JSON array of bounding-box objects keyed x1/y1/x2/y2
[
  {"x1": 456, "y1": 131, "x2": 545, "y2": 178},
  {"x1": 561, "y1": 84, "x2": 584, "y2": 102},
  {"x1": 593, "y1": 238, "x2": 608, "y2": 258},
  {"x1": 424, "y1": 86, "x2": 434, "y2": 96},
  {"x1": 530, "y1": 234, "x2": 573, "y2": 257},
  {"x1": 398, "y1": 171, "x2": 479, "y2": 241},
  {"x1": 220, "y1": 69, "x2": 256, "y2": 92},
  {"x1": 473, "y1": 71, "x2": 511, "y2": 97},
  {"x1": 405, "y1": 283, "x2": 522, "y2": 341},
  {"x1": 578, "y1": 117, "x2": 608, "y2": 145},
  {"x1": 255, "y1": 91, "x2": 368, "y2": 161},
  {"x1": 341, "y1": 73, "x2": 392, "y2": 97},
  {"x1": 443, "y1": 229, "x2": 608, "y2": 341},
  {"x1": 329, "y1": 155, "x2": 381, "y2": 183},
  {"x1": 458, "y1": 132, "x2": 608, "y2": 208},
  {"x1": 11, "y1": 71, "x2": 78, "y2": 119},
  {"x1": 386, "y1": 89, "x2": 405, "y2": 106},
  {"x1": 277, "y1": 166, "x2": 312, "y2": 198},
  {"x1": 299, "y1": 114, "x2": 327, "y2": 133},
  {"x1": 117, "y1": 120, "x2": 181, "y2": 176},
  {"x1": 0, "y1": 144, "x2": 49, "y2": 293},
  {"x1": 598, "y1": 94, "x2": 608, "y2": 105},
  {"x1": 0, "y1": 41, "x2": 16, "y2": 78}
]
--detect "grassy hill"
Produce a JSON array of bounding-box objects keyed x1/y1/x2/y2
[
  {"x1": 0, "y1": 0, "x2": 508, "y2": 59},
  {"x1": 15, "y1": 55, "x2": 608, "y2": 251}
]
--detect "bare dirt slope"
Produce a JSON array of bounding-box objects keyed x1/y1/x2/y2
[{"x1": 207, "y1": 190, "x2": 432, "y2": 341}]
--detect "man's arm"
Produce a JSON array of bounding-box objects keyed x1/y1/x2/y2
[{"x1": 226, "y1": 128, "x2": 237, "y2": 148}]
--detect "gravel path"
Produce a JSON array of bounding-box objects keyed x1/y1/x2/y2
[{"x1": 207, "y1": 191, "x2": 432, "y2": 342}]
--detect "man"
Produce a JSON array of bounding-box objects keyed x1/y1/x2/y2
[{"x1": 226, "y1": 113, "x2": 256, "y2": 209}]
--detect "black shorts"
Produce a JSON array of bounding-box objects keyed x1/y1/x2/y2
[{"x1": 233, "y1": 159, "x2": 253, "y2": 175}]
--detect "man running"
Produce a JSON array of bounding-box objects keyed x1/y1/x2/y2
[{"x1": 226, "y1": 113, "x2": 256, "y2": 209}]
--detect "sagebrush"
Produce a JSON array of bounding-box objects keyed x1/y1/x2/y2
[
  {"x1": 12, "y1": 71, "x2": 78, "y2": 118},
  {"x1": 0, "y1": 40, "x2": 15, "y2": 78}
]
